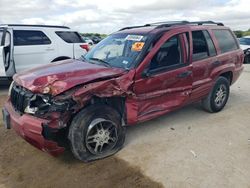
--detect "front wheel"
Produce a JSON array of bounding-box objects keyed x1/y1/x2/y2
[
  {"x1": 68, "y1": 105, "x2": 126, "y2": 162},
  {"x1": 202, "y1": 77, "x2": 230, "y2": 113}
]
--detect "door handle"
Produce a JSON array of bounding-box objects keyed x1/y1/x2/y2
[
  {"x1": 212, "y1": 61, "x2": 221, "y2": 66},
  {"x1": 177, "y1": 71, "x2": 192, "y2": 78},
  {"x1": 45, "y1": 48, "x2": 55, "y2": 51}
]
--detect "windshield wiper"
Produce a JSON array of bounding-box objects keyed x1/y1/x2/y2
[{"x1": 89, "y1": 57, "x2": 112, "y2": 67}]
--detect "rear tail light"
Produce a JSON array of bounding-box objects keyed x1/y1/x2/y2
[{"x1": 80, "y1": 44, "x2": 90, "y2": 52}]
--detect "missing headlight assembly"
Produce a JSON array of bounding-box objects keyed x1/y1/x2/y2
[{"x1": 10, "y1": 82, "x2": 76, "y2": 118}]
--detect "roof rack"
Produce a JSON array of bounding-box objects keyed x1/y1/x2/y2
[
  {"x1": 0, "y1": 24, "x2": 70, "y2": 29},
  {"x1": 188, "y1": 21, "x2": 224, "y2": 26},
  {"x1": 119, "y1": 21, "x2": 224, "y2": 31}
]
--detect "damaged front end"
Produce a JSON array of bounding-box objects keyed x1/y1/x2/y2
[
  {"x1": 5, "y1": 69, "x2": 136, "y2": 156},
  {"x1": 6, "y1": 82, "x2": 78, "y2": 155}
]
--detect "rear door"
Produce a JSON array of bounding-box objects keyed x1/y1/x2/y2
[
  {"x1": 13, "y1": 29, "x2": 57, "y2": 72},
  {"x1": 0, "y1": 28, "x2": 5, "y2": 77},
  {"x1": 190, "y1": 30, "x2": 218, "y2": 101},
  {"x1": 0, "y1": 27, "x2": 15, "y2": 77}
]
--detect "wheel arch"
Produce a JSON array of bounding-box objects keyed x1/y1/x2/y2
[
  {"x1": 220, "y1": 71, "x2": 233, "y2": 85},
  {"x1": 89, "y1": 96, "x2": 127, "y2": 125}
]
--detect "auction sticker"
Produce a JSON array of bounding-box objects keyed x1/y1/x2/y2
[
  {"x1": 125, "y1": 35, "x2": 144, "y2": 41},
  {"x1": 132, "y1": 42, "x2": 145, "y2": 51}
]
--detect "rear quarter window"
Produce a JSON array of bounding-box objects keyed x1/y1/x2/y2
[
  {"x1": 55, "y1": 31, "x2": 84, "y2": 43},
  {"x1": 213, "y1": 29, "x2": 238, "y2": 53},
  {"x1": 13, "y1": 30, "x2": 51, "y2": 46}
]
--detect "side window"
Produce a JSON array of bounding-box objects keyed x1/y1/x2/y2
[
  {"x1": 13, "y1": 30, "x2": 51, "y2": 46},
  {"x1": 55, "y1": 31, "x2": 84, "y2": 43},
  {"x1": 203, "y1": 31, "x2": 216, "y2": 56},
  {"x1": 213, "y1": 29, "x2": 238, "y2": 53},
  {"x1": 192, "y1": 31, "x2": 209, "y2": 61},
  {"x1": 150, "y1": 34, "x2": 183, "y2": 70}
]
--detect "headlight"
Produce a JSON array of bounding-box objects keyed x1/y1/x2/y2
[{"x1": 8, "y1": 81, "x2": 14, "y2": 96}]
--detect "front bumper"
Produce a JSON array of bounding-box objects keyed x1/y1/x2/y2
[{"x1": 3, "y1": 99, "x2": 65, "y2": 156}]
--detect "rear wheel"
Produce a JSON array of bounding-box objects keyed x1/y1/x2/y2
[
  {"x1": 68, "y1": 105, "x2": 126, "y2": 162},
  {"x1": 202, "y1": 77, "x2": 230, "y2": 113}
]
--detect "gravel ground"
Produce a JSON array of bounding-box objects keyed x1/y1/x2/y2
[{"x1": 0, "y1": 65, "x2": 250, "y2": 188}]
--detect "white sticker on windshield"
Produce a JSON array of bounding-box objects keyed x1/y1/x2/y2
[
  {"x1": 122, "y1": 60, "x2": 129, "y2": 64},
  {"x1": 125, "y1": 35, "x2": 143, "y2": 41}
]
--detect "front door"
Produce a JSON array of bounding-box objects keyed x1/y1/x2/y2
[
  {"x1": 132, "y1": 31, "x2": 193, "y2": 123},
  {"x1": 0, "y1": 28, "x2": 15, "y2": 77}
]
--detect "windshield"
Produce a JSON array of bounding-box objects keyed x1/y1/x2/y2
[
  {"x1": 239, "y1": 37, "x2": 250, "y2": 45},
  {"x1": 84, "y1": 33, "x2": 148, "y2": 69}
]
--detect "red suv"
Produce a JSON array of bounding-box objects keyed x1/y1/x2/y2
[{"x1": 2, "y1": 21, "x2": 244, "y2": 162}]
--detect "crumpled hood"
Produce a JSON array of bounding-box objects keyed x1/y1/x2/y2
[{"x1": 14, "y1": 59, "x2": 126, "y2": 95}]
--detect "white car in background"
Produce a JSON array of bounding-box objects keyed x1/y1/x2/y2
[
  {"x1": 239, "y1": 36, "x2": 250, "y2": 50},
  {"x1": 239, "y1": 36, "x2": 250, "y2": 64},
  {"x1": 82, "y1": 37, "x2": 94, "y2": 45},
  {"x1": 0, "y1": 24, "x2": 89, "y2": 80}
]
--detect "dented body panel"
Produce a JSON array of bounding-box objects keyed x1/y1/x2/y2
[
  {"x1": 14, "y1": 59, "x2": 126, "y2": 96},
  {"x1": 3, "y1": 23, "x2": 244, "y2": 157}
]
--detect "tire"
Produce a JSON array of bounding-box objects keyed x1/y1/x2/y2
[
  {"x1": 68, "y1": 105, "x2": 126, "y2": 162},
  {"x1": 202, "y1": 77, "x2": 230, "y2": 113}
]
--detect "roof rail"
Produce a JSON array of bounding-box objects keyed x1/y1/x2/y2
[
  {"x1": 118, "y1": 20, "x2": 224, "y2": 31},
  {"x1": 188, "y1": 21, "x2": 224, "y2": 26},
  {"x1": 151, "y1": 21, "x2": 190, "y2": 28},
  {"x1": 119, "y1": 25, "x2": 149, "y2": 31},
  {"x1": 0, "y1": 24, "x2": 70, "y2": 29}
]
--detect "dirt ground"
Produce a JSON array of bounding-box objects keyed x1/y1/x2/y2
[
  {"x1": 0, "y1": 65, "x2": 250, "y2": 188},
  {"x1": 0, "y1": 96, "x2": 162, "y2": 188}
]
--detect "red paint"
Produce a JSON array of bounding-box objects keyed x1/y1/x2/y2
[
  {"x1": 14, "y1": 59, "x2": 126, "y2": 95},
  {"x1": 4, "y1": 24, "x2": 244, "y2": 157},
  {"x1": 80, "y1": 44, "x2": 90, "y2": 52},
  {"x1": 4, "y1": 100, "x2": 64, "y2": 156}
]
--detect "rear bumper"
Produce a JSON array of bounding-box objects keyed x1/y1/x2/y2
[{"x1": 3, "y1": 100, "x2": 65, "y2": 156}]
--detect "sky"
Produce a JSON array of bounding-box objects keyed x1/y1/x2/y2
[{"x1": 0, "y1": 0, "x2": 249, "y2": 34}]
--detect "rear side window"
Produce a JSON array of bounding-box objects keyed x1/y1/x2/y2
[
  {"x1": 213, "y1": 29, "x2": 238, "y2": 53},
  {"x1": 203, "y1": 31, "x2": 216, "y2": 56},
  {"x1": 13, "y1": 30, "x2": 51, "y2": 46},
  {"x1": 192, "y1": 31, "x2": 209, "y2": 61},
  {"x1": 55, "y1": 31, "x2": 84, "y2": 43},
  {"x1": 192, "y1": 30, "x2": 217, "y2": 61}
]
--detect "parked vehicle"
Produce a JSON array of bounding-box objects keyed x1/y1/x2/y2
[
  {"x1": 0, "y1": 24, "x2": 89, "y2": 80},
  {"x1": 82, "y1": 37, "x2": 94, "y2": 45},
  {"x1": 243, "y1": 48, "x2": 250, "y2": 64},
  {"x1": 2, "y1": 21, "x2": 244, "y2": 162},
  {"x1": 239, "y1": 36, "x2": 250, "y2": 64},
  {"x1": 239, "y1": 36, "x2": 250, "y2": 50},
  {"x1": 91, "y1": 36, "x2": 102, "y2": 44}
]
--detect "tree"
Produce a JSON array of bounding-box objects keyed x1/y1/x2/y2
[{"x1": 234, "y1": 31, "x2": 243, "y2": 38}]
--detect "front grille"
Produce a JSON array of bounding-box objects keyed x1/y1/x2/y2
[{"x1": 10, "y1": 84, "x2": 31, "y2": 113}]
